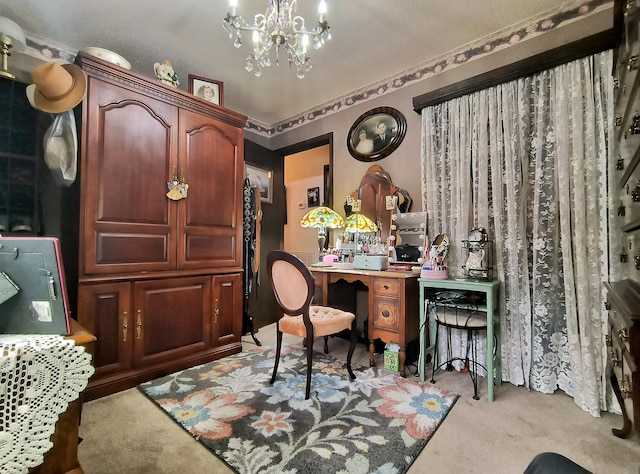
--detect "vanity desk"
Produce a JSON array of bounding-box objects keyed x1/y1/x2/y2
[{"x1": 309, "y1": 267, "x2": 419, "y2": 376}]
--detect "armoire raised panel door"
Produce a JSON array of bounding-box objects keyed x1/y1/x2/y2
[
  {"x1": 77, "y1": 282, "x2": 132, "y2": 379},
  {"x1": 132, "y1": 276, "x2": 212, "y2": 367},
  {"x1": 178, "y1": 109, "x2": 243, "y2": 269},
  {"x1": 212, "y1": 273, "x2": 243, "y2": 347},
  {"x1": 82, "y1": 78, "x2": 179, "y2": 275}
]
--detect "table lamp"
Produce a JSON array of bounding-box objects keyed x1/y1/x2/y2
[
  {"x1": 344, "y1": 212, "x2": 377, "y2": 255},
  {"x1": 0, "y1": 17, "x2": 26, "y2": 80},
  {"x1": 300, "y1": 206, "x2": 344, "y2": 259}
]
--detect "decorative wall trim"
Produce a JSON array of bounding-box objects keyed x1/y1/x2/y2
[{"x1": 24, "y1": 32, "x2": 78, "y2": 63}]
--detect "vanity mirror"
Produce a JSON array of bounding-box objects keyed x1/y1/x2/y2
[
  {"x1": 388, "y1": 211, "x2": 428, "y2": 267},
  {"x1": 353, "y1": 165, "x2": 397, "y2": 243}
]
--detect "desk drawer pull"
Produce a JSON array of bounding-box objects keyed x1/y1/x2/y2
[{"x1": 374, "y1": 279, "x2": 399, "y2": 295}]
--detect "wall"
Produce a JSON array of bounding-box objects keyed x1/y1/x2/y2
[
  {"x1": 243, "y1": 140, "x2": 284, "y2": 332},
  {"x1": 283, "y1": 145, "x2": 329, "y2": 260},
  {"x1": 262, "y1": 84, "x2": 425, "y2": 220}
]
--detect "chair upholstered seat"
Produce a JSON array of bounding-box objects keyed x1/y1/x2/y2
[
  {"x1": 280, "y1": 306, "x2": 355, "y2": 338},
  {"x1": 267, "y1": 250, "x2": 357, "y2": 399},
  {"x1": 436, "y1": 311, "x2": 487, "y2": 329}
]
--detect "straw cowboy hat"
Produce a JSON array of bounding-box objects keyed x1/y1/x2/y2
[{"x1": 26, "y1": 62, "x2": 87, "y2": 113}]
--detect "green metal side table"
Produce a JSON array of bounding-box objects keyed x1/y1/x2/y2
[{"x1": 418, "y1": 278, "x2": 501, "y2": 401}]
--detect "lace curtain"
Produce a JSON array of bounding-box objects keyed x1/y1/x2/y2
[{"x1": 421, "y1": 51, "x2": 614, "y2": 415}]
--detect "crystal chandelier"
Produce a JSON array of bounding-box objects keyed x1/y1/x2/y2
[{"x1": 223, "y1": 0, "x2": 331, "y2": 79}]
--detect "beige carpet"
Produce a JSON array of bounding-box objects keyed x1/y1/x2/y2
[{"x1": 77, "y1": 325, "x2": 640, "y2": 473}]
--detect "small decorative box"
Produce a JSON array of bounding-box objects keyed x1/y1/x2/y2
[
  {"x1": 383, "y1": 341, "x2": 400, "y2": 372},
  {"x1": 383, "y1": 350, "x2": 399, "y2": 372}
]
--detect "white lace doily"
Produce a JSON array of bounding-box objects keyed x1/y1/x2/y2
[{"x1": 0, "y1": 335, "x2": 94, "y2": 474}]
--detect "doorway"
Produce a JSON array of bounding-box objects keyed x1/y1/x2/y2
[{"x1": 278, "y1": 133, "x2": 333, "y2": 265}]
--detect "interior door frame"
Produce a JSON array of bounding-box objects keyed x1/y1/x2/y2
[{"x1": 276, "y1": 132, "x2": 334, "y2": 209}]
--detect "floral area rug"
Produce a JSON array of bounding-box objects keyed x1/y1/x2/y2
[{"x1": 139, "y1": 344, "x2": 458, "y2": 474}]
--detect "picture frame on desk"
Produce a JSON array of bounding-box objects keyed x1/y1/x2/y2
[{"x1": 188, "y1": 74, "x2": 224, "y2": 106}]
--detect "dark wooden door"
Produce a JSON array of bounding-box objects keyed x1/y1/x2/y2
[
  {"x1": 132, "y1": 276, "x2": 211, "y2": 367},
  {"x1": 81, "y1": 78, "x2": 179, "y2": 275},
  {"x1": 177, "y1": 109, "x2": 243, "y2": 269}
]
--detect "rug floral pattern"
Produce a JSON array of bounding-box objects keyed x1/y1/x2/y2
[{"x1": 139, "y1": 345, "x2": 458, "y2": 474}]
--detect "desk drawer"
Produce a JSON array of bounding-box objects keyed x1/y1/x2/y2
[
  {"x1": 373, "y1": 278, "x2": 400, "y2": 296},
  {"x1": 373, "y1": 297, "x2": 399, "y2": 332}
]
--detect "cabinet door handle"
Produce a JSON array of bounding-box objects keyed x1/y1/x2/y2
[
  {"x1": 136, "y1": 310, "x2": 142, "y2": 339},
  {"x1": 214, "y1": 298, "x2": 220, "y2": 323},
  {"x1": 382, "y1": 310, "x2": 390, "y2": 318},
  {"x1": 122, "y1": 311, "x2": 128, "y2": 342},
  {"x1": 383, "y1": 285, "x2": 389, "y2": 290}
]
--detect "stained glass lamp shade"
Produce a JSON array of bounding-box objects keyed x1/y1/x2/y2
[
  {"x1": 344, "y1": 213, "x2": 377, "y2": 255},
  {"x1": 300, "y1": 206, "x2": 344, "y2": 258},
  {"x1": 344, "y1": 213, "x2": 378, "y2": 233}
]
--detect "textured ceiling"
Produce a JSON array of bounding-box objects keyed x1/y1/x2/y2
[{"x1": 1, "y1": 0, "x2": 612, "y2": 128}]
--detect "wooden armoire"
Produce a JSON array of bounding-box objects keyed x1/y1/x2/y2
[{"x1": 74, "y1": 52, "x2": 246, "y2": 400}]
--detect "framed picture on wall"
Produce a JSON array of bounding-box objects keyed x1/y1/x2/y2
[
  {"x1": 307, "y1": 187, "x2": 320, "y2": 208},
  {"x1": 245, "y1": 163, "x2": 273, "y2": 203},
  {"x1": 347, "y1": 107, "x2": 406, "y2": 162}
]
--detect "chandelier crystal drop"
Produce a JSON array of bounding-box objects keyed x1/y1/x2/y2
[{"x1": 223, "y1": 0, "x2": 331, "y2": 79}]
